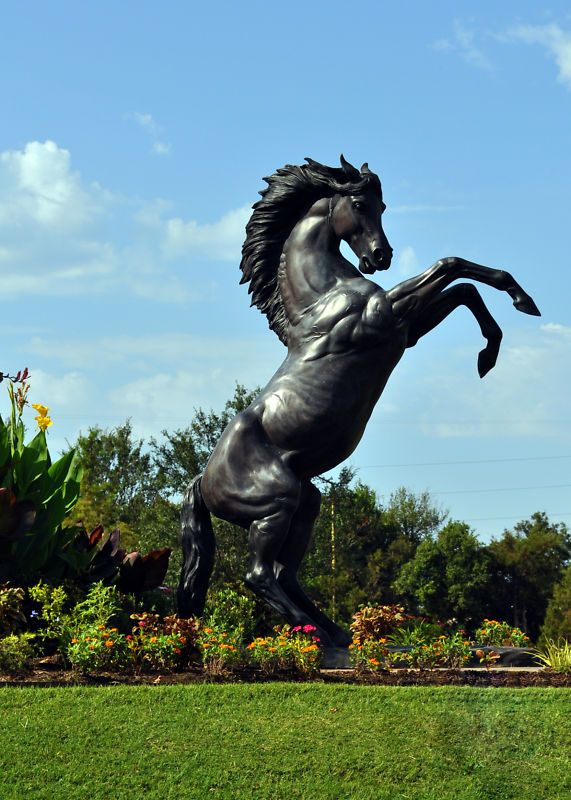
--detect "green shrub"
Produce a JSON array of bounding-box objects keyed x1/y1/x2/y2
[
  {"x1": 532, "y1": 639, "x2": 571, "y2": 673},
  {"x1": 246, "y1": 625, "x2": 322, "y2": 677},
  {"x1": 350, "y1": 605, "x2": 413, "y2": 645},
  {"x1": 0, "y1": 585, "x2": 26, "y2": 634},
  {"x1": 203, "y1": 588, "x2": 256, "y2": 641},
  {"x1": 0, "y1": 632, "x2": 35, "y2": 672},
  {"x1": 29, "y1": 581, "x2": 122, "y2": 662},
  {"x1": 67, "y1": 624, "x2": 130, "y2": 672},
  {"x1": 127, "y1": 612, "x2": 199, "y2": 672},
  {"x1": 540, "y1": 565, "x2": 571, "y2": 643},
  {"x1": 475, "y1": 619, "x2": 529, "y2": 647},
  {"x1": 197, "y1": 625, "x2": 244, "y2": 676}
]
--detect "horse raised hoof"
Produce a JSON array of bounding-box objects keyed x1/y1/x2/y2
[
  {"x1": 477, "y1": 347, "x2": 498, "y2": 379},
  {"x1": 513, "y1": 294, "x2": 541, "y2": 317}
]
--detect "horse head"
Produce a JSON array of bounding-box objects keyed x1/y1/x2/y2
[{"x1": 329, "y1": 157, "x2": 393, "y2": 274}]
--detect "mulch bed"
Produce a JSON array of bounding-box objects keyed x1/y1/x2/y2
[{"x1": 1, "y1": 656, "x2": 570, "y2": 687}]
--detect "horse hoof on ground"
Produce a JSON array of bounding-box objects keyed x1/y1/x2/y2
[{"x1": 513, "y1": 295, "x2": 541, "y2": 316}]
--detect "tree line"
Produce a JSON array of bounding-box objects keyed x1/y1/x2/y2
[{"x1": 71, "y1": 385, "x2": 571, "y2": 643}]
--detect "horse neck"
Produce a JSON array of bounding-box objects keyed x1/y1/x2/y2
[{"x1": 279, "y1": 206, "x2": 342, "y2": 325}]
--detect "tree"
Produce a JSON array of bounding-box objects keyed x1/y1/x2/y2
[
  {"x1": 540, "y1": 564, "x2": 571, "y2": 642},
  {"x1": 393, "y1": 521, "x2": 491, "y2": 624},
  {"x1": 487, "y1": 512, "x2": 571, "y2": 639},
  {"x1": 151, "y1": 383, "x2": 259, "y2": 497},
  {"x1": 72, "y1": 421, "x2": 159, "y2": 549}
]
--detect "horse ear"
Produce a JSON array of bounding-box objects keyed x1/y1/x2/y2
[
  {"x1": 361, "y1": 162, "x2": 370, "y2": 174},
  {"x1": 340, "y1": 154, "x2": 361, "y2": 180}
]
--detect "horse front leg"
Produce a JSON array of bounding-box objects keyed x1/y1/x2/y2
[
  {"x1": 406, "y1": 283, "x2": 503, "y2": 377},
  {"x1": 388, "y1": 256, "x2": 540, "y2": 318}
]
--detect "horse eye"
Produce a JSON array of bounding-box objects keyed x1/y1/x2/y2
[{"x1": 352, "y1": 201, "x2": 363, "y2": 211}]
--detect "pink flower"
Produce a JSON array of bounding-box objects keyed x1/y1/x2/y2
[
  {"x1": 292, "y1": 626, "x2": 302, "y2": 632},
  {"x1": 312, "y1": 636, "x2": 321, "y2": 642},
  {"x1": 303, "y1": 625, "x2": 317, "y2": 633},
  {"x1": 138, "y1": 621, "x2": 146, "y2": 627}
]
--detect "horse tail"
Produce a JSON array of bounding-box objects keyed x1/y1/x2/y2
[{"x1": 177, "y1": 475, "x2": 215, "y2": 618}]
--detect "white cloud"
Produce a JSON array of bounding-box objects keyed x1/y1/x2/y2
[
  {"x1": 434, "y1": 20, "x2": 492, "y2": 71},
  {"x1": 0, "y1": 140, "x2": 102, "y2": 229},
  {"x1": 128, "y1": 111, "x2": 171, "y2": 156},
  {"x1": 163, "y1": 204, "x2": 251, "y2": 261},
  {"x1": 413, "y1": 324, "x2": 571, "y2": 440},
  {"x1": 508, "y1": 23, "x2": 571, "y2": 90},
  {"x1": 395, "y1": 245, "x2": 419, "y2": 277}
]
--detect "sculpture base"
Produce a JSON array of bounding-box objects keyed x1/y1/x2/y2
[{"x1": 321, "y1": 646, "x2": 351, "y2": 669}]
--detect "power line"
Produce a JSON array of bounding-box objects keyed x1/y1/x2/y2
[
  {"x1": 464, "y1": 512, "x2": 571, "y2": 523},
  {"x1": 431, "y1": 483, "x2": 571, "y2": 496},
  {"x1": 358, "y1": 455, "x2": 571, "y2": 469}
]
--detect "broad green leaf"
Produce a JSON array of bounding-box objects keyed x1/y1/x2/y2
[{"x1": 15, "y1": 431, "x2": 49, "y2": 495}]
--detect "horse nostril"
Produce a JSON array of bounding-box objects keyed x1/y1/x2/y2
[{"x1": 373, "y1": 248, "x2": 385, "y2": 264}]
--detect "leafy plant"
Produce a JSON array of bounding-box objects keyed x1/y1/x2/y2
[
  {"x1": 197, "y1": 625, "x2": 244, "y2": 676},
  {"x1": 532, "y1": 639, "x2": 571, "y2": 673},
  {"x1": 246, "y1": 625, "x2": 322, "y2": 677},
  {"x1": 0, "y1": 632, "x2": 35, "y2": 672},
  {"x1": 350, "y1": 604, "x2": 413, "y2": 645},
  {"x1": 29, "y1": 581, "x2": 122, "y2": 661},
  {"x1": 0, "y1": 584, "x2": 27, "y2": 634},
  {"x1": 127, "y1": 612, "x2": 199, "y2": 672},
  {"x1": 475, "y1": 619, "x2": 529, "y2": 647},
  {"x1": 0, "y1": 374, "x2": 84, "y2": 582},
  {"x1": 403, "y1": 632, "x2": 472, "y2": 669},
  {"x1": 67, "y1": 624, "x2": 130, "y2": 672},
  {"x1": 349, "y1": 637, "x2": 390, "y2": 672},
  {"x1": 203, "y1": 588, "x2": 256, "y2": 642},
  {"x1": 387, "y1": 619, "x2": 442, "y2": 647}
]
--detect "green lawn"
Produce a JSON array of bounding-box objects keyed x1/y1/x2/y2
[{"x1": 1, "y1": 684, "x2": 569, "y2": 800}]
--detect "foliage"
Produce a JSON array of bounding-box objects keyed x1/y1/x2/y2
[
  {"x1": 487, "y1": 512, "x2": 571, "y2": 639},
  {"x1": 474, "y1": 619, "x2": 529, "y2": 647},
  {"x1": 29, "y1": 581, "x2": 122, "y2": 661},
  {"x1": 387, "y1": 618, "x2": 444, "y2": 646},
  {"x1": 401, "y1": 632, "x2": 472, "y2": 669},
  {"x1": 532, "y1": 639, "x2": 571, "y2": 673},
  {"x1": 474, "y1": 648, "x2": 501, "y2": 668},
  {"x1": 393, "y1": 521, "x2": 491, "y2": 623},
  {"x1": 0, "y1": 376, "x2": 84, "y2": 582},
  {"x1": 0, "y1": 633, "x2": 35, "y2": 672},
  {"x1": 540, "y1": 563, "x2": 571, "y2": 643},
  {"x1": 0, "y1": 584, "x2": 26, "y2": 634},
  {"x1": 349, "y1": 604, "x2": 412, "y2": 645},
  {"x1": 127, "y1": 612, "x2": 199, "y2": 672},
  {"x1": 203, "y1": 587, "x2": 256, "y2": 641},
  {"x1": 197, "y1": 625, "x2": 243, "y2": 676},
  {"x1": 246, "y1": 624, "x2": 322, "y2": 677},
  {"x1": 67, "y1": 624, "x2": 130, "y2": 672},
  {"x1": 349, "y1": 636, "x2": 390, "y2": 671}
]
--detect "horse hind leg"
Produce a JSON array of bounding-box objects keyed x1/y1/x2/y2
[
  {"x1": 244, "y1": 481, "x2": 336, "y2": 647},
  {"x1": 274, "y1": 481, "x2": 351, "y2": 647}
]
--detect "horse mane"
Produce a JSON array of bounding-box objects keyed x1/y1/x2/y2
[{"x1": 239, "y1": 155, "x2": 381, "y2": 345}]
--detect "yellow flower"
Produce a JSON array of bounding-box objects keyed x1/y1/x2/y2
[
  {"x1": 35, "y1": 415, "x2": 53, "y2": 432},
  {"x1": 71, "y1": 638, "x2": 79, "y2": 644},
  {"x1": 32, "y1": 403, "x2": 49, "y2": 417}
]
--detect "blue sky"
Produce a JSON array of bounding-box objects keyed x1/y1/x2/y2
[{"x1": 1, "y1": 1, "x2": 570, "y2": 540}]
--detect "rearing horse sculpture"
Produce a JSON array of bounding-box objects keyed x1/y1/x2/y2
[{"x1": 178, "y1": 156, "x2": 540, "y2": 647}]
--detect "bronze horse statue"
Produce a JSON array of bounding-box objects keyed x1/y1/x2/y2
[{"x1": 178, "y1": 156, "x2": 540, "y2": 647}]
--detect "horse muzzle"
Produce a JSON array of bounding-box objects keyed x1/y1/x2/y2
[{"x1": 361, "y1": 247, "x2": 393, "y2": 273}]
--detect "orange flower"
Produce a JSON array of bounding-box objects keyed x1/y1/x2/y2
[
  {"x1": 173, "y1": 647, "x2": 181, "y2": 655},
  {"x1": 71, "y1": 638, "x2": 79, "y2": 644},
  {"x1": 104, "y1": 640, "x2": 114, "y2": 648},
  {"x1": 150, "y1": 636, "x2": 158, "y2": 643}
]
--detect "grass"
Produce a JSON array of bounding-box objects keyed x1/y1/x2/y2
[{"x1": 1, "y1": 684, "x2": 570, "y2": 800}]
